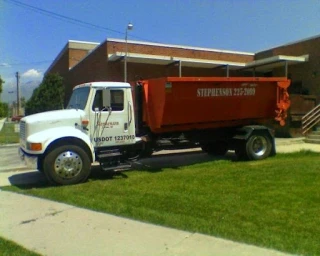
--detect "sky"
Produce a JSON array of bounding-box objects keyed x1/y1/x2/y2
[{"x1": 0, "y1": 0, "x2": 320, "y2": 102}]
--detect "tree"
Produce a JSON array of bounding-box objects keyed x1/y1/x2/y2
[
  {"x1": 25, "y1": 73, "x2": 65, "y2": 115},
  {"x1": 0, "y1": 102, "x2": 8, "y2": 117},
  {"x1": 20, "y1": 97, "x2": 26, "y2": 108}
]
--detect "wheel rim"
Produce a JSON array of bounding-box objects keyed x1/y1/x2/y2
[
  {"x1": 54, "y1": 151, "x2": 83, "y2": 179},
  {"x1": 250, "y1": 136, "x2": 268, "y2": 157}
]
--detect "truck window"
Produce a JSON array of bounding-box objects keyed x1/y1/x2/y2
[
  {"x1": 92, "y1": 89, "x2": 124, "y2": 111},
  {"x1": 67, "y1": 87, "x2": 90, "y2": 110},
  {"x1": 110, "y1": 90, "x2": 124, "y2": 111}
]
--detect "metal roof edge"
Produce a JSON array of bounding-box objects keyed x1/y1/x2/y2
[{"x1": 68, "y1": 40, "x2": 100, "y2": 45}]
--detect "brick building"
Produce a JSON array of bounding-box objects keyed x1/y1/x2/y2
[
  {"x1": 46, "y1": 36, "x2": 318, "y2": 110},
  {"x1": 255, "y1": 36, "x2": 320, "y2": 96}
]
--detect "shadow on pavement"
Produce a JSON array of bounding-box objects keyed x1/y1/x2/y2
[
  {"x1": 89, "y1": 150, "x2": 236, "y2": 181},
  {"x1": 8, "y1": 150, "x2": 236, "y2": 188},
  {"x1": 8, "y1": 171, "x2": 49, "y2": 189},
  {"x1": 89, "y1": 166, "x2": 129, "y2": 181},
  {"x1": 132, "y1": 150, "x2": 236, "y2": 172}
]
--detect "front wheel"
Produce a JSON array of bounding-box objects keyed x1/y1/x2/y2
[{"x1": 43, "y1": 145, "x2": 91, "y2": 185}]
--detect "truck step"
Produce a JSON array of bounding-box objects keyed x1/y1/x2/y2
[
  {"x1": 100, "y1": 163, "x2": 132, "y2": 172},
  {"x1": 97, "y1": 149, "x2": 122, "y2": 159},
  {"x1": 97, "y1": 152, "x2": 121, "y2": 159}
]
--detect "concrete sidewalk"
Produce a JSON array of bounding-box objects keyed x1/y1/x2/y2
[
  {"x1": 1, "y1": 138, "x2": 318, "y2": 256},
  {"x1": 276, "y1": 137, "x2": 320, "y2": 153},
  {"x1": 0, "y1": 191, "x2": 292, "y2": 256}
]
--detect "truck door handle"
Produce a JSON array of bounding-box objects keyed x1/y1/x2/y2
[
  {"x1": 124, "y1": 123, "x2": 128, "y2": 131},
  {"x1": 128, "y1": 102, "x2": 132, "y2": 125}
]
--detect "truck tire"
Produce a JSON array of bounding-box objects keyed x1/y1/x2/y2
[
  {"x1": 245, "y1": 133, "x2": 272, "y2": 160},
  {"x1": 43, "y1": 145, "x2": 91, "y2": 185},
  {"x1": 201, "y1": 141, "x2": 228, "y2": 156}
]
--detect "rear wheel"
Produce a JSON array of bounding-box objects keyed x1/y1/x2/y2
[
  {"x1": 43, "y1": 145, "x2": 91, "y2": 185},
  {"x1": 245, "y1": 133, "x2": 272, "y2": 160}
]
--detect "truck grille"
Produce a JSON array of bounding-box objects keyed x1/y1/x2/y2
[{"x1": 20, "y1": 121, "x2": 26, "y2": 140}]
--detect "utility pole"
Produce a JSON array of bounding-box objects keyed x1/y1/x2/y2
[{"x1": 15, "y1": 72, "x2": 20, "y2": 115}]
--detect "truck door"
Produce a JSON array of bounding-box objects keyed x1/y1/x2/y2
[{"x1": 90, "y1": 88, "x2": 136, "y2": 148}]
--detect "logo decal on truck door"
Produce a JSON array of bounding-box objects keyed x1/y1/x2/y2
[{"x1": 97, "y1": 121, "x2": 120, "y2": 128}]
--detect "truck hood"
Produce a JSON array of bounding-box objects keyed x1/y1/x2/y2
[
  {"x1": 22, "y1": 109, "x2": 85, "y2": 124},
  {"x1": 21, "y1": 109, "x2": 86, "y2": 141}
]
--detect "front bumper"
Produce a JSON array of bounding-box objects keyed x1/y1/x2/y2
[{"x1": 19, "y1": 148, "x2": 38, "y2": 169}]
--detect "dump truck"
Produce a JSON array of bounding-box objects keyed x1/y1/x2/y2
[{"x1": 19, "y1": 76, "x2": 290, "y2": 185}]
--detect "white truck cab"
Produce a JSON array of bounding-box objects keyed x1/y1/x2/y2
[{"x1": 19, "y1": 82, "x2": 139, "y2": 185}]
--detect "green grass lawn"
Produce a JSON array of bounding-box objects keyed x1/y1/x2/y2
[
  {"x1": 0, "y1": 122, "x2": 20, "y2": 144},
  {"x1": 3, "y1": 151, "x2": 320, "y2": 255},
  {"x1": 0, "y1": 236, "x2": 41, "y2": 256}
]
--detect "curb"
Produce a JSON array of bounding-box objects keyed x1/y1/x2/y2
[
  {"x1": 275, "y1": 137, "x2": 305, "y2": 146},
  {"x1": 0, "y1": 143, "x2": 20, "y2": 149},
  {"x1": 0, "y1": 166, "x2": 32, "y2": 173}
]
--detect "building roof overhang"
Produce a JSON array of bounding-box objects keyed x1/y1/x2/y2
[
  {"x1": 108, "y1": 52, "x2": 246, "y2": 70},
  {"x1": 108, "y1": 52, "x2": 309, "y2": 72},
  {"x1": 242, "y1": 55, "x2": 309, "y2": 72}
]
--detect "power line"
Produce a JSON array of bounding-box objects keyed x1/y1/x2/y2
[
  {"x1": 4, "y1": 0, "x2": 154, "y2": 42},
  {"x1": 5, "y1": 0, "x2": 123, "y2": 35}
]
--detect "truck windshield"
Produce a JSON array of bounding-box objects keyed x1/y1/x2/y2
[{"x1": 67, "y1": 87, "x2": 90, "y2": 110}]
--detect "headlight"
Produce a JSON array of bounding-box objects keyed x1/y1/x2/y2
[{"x1": 26, "y1": 142, "x2": 42, "y2": 151}]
